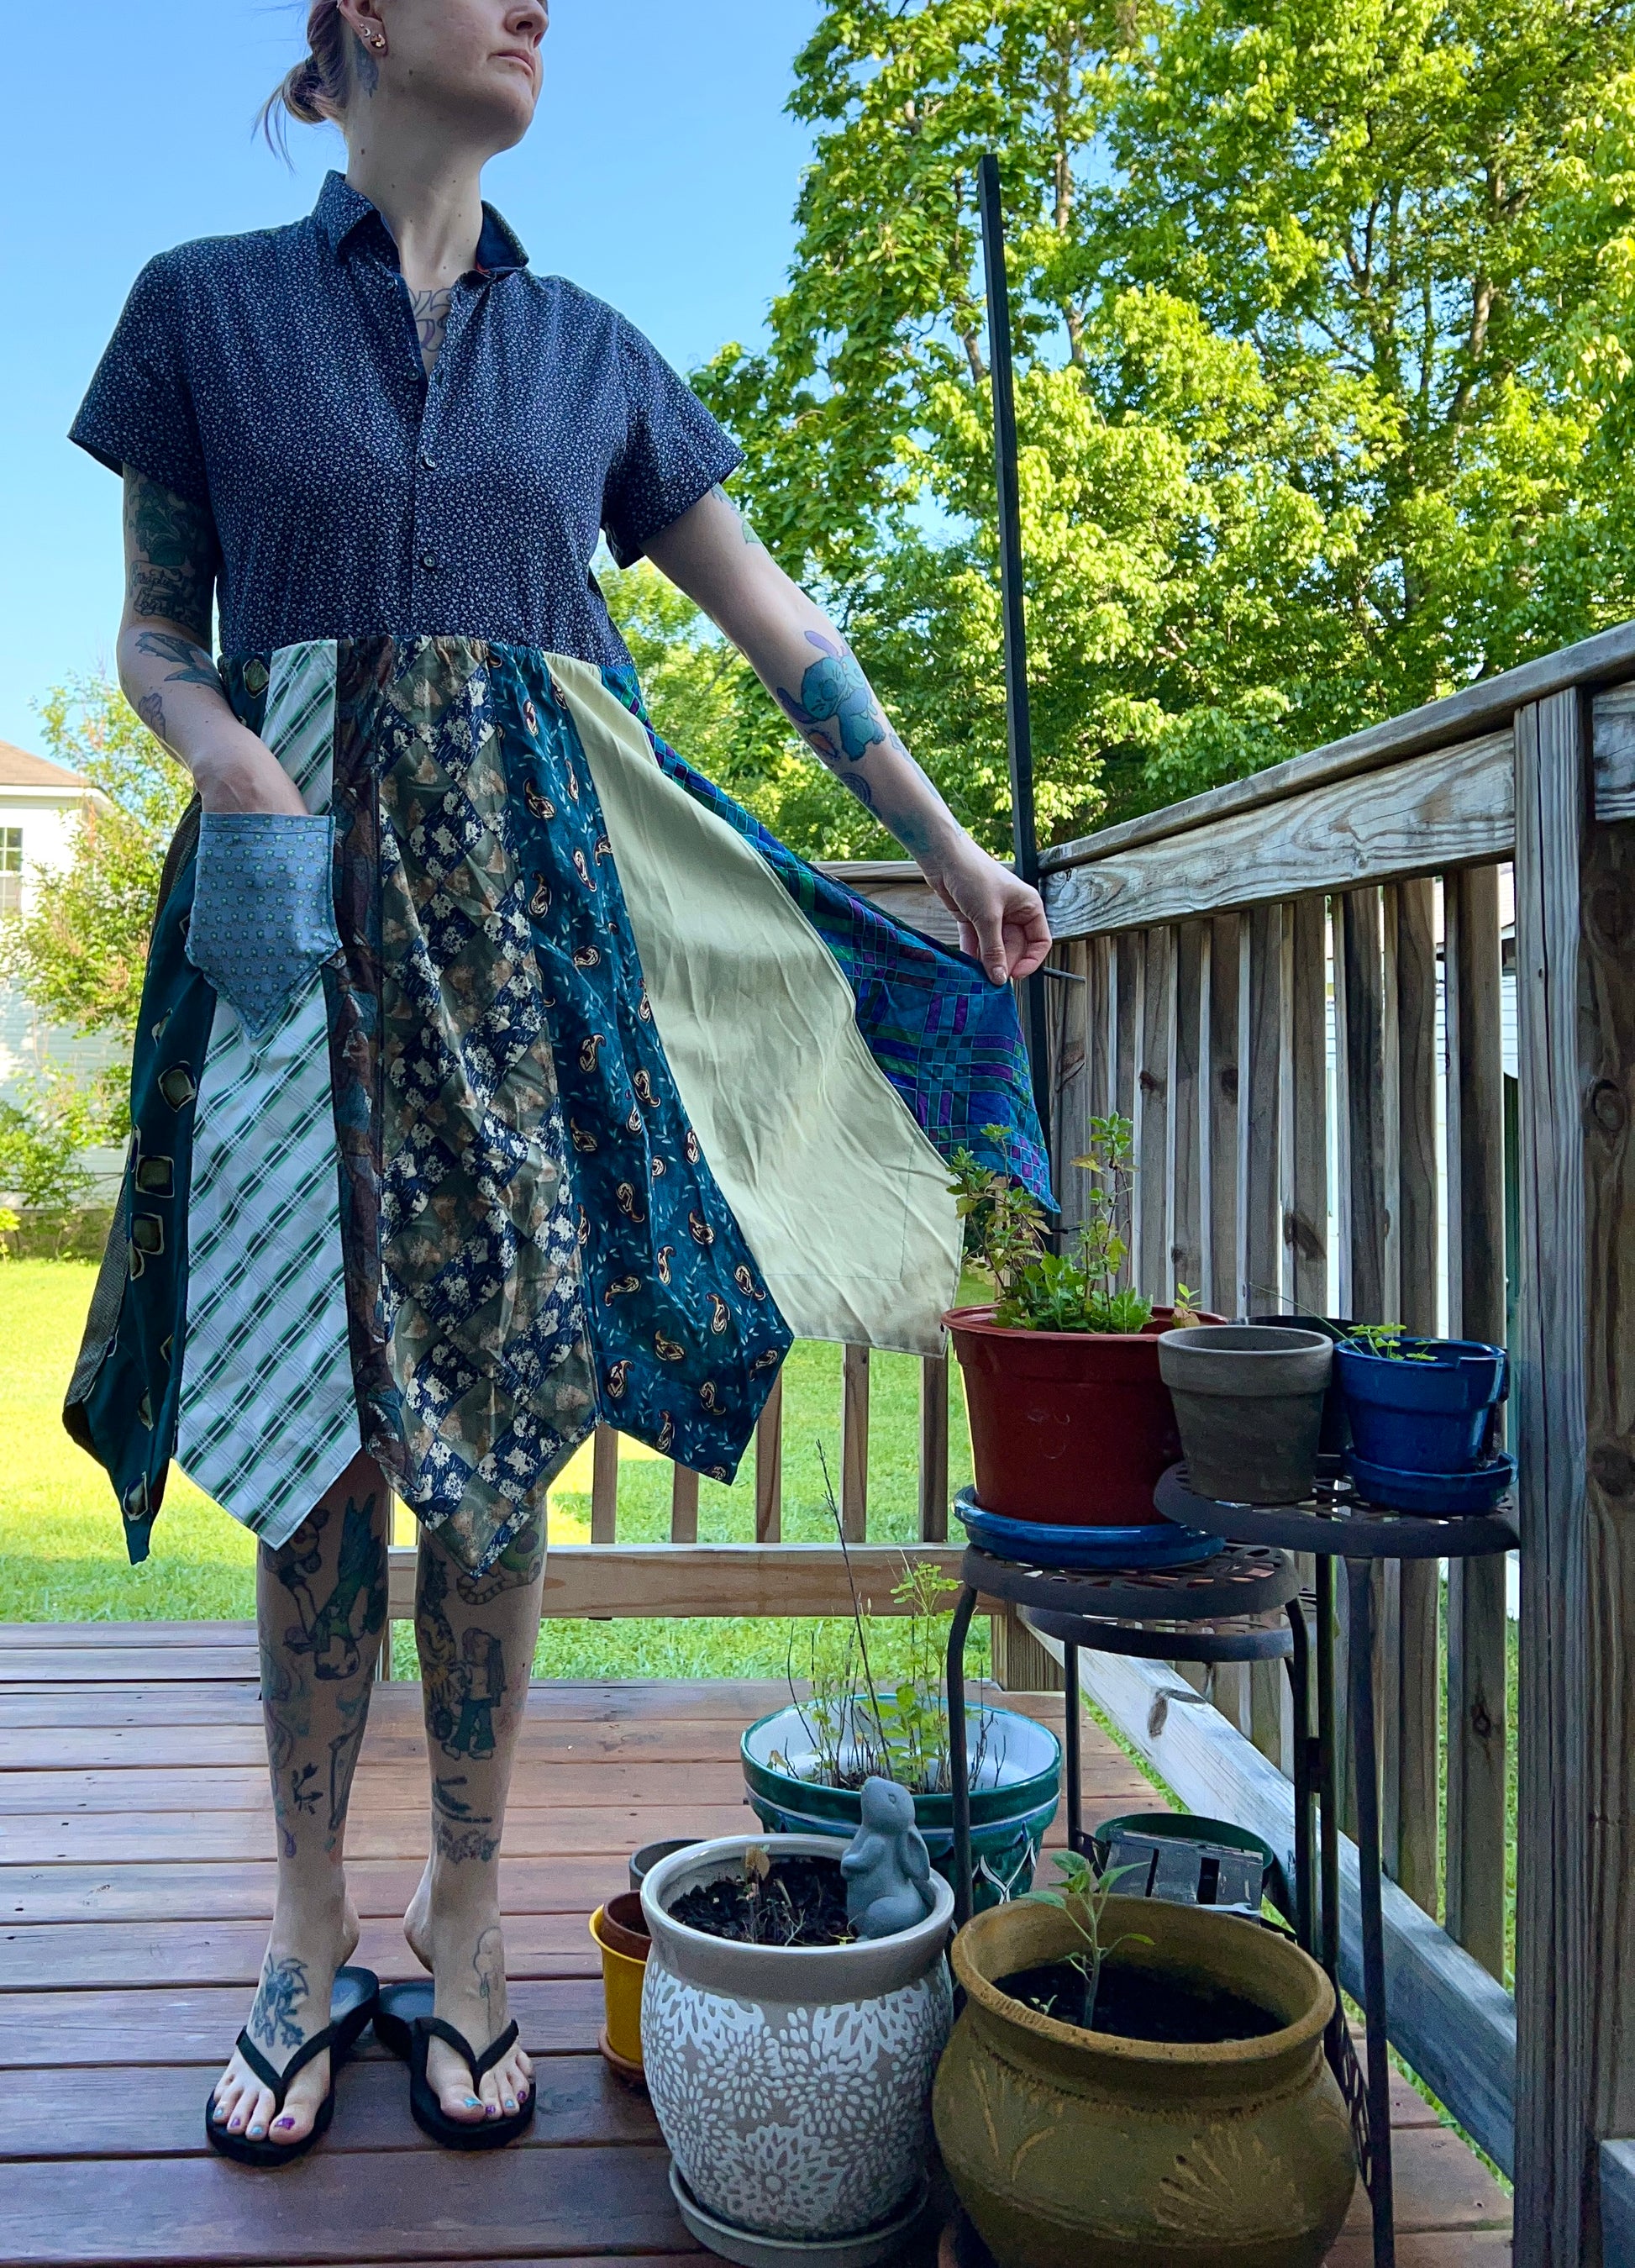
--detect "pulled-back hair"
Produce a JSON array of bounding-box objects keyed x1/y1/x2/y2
[{"x1": 260, "y1": 2, "x2": 355, "y2": 151}]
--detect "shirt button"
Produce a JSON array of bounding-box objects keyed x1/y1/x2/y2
[
  {"x1": 420, "y1": 452, "x2": 434, "y2": 471},
  {"x1": 420, "y1": 551, "x2": 437, "y2": 571}
]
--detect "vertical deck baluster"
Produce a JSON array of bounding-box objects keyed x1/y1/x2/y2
[
  {"x1": 1237, "y1": 902, "x2": 1285, "y2": 1761},
  {"x1": 1114, "y1": 933, "x2": 1142, "y2": 1290},
  {"x1": 754, "y1": 1376, "x2": 783, "y2": 1544},
  {"x1": 1170, "y1": 922, "x2": 1206, "y2": 1298},
  {"x1": 1088, "y1": 934, "x2": 1112, "y2": 1123},
  {"x1": 1205, "y1": 913, "x2": 1240, "y2": 1318},
  {"x1": 1237, "y1": 902, "x2": 1283, "y2": 1320},
  {"x1": 1053, "y1": 939, "x2": 1091, "y2": 1241},
  {"x1": 1284, "y1": 896, "x2": 1330, "y2": 1315},
  {"x1": 1138, "y1": 925, "x2": 1176, "y2": 1304},
  {"x1": 1336, "y1": 887, "x2": 1389, "y2": 1323},
  {"x1": 1385, "y1": 877, "x2": 1442, "y2": 1914},
  {"x1": 1333, "y1": 887, "x2": 1388, "y2": 1829},
  {"x1": 1443, "y1": 863, "x2": 1510, "y2": 1980},
  {"x1": 670, "y1": 1465, "x2": 700, "y2": 1544},
  {"x1": 841, "y1": 1344, "x2": 870, "y2": 1540},
  {"x1": 590, "y1": 1426, "x2": 619, "y2": 1544},
  {"x1": 918, "y1": 1355, "x2": 950, "y2": 1543}
]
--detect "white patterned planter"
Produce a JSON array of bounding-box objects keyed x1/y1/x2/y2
[{"x1": 640, "y1": 1835, "x2": 955, "y2": 2244}]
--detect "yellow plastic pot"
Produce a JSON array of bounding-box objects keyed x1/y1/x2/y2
[{"x1": 591, "y1": 1893, "x2": 649, "y2": 2070}]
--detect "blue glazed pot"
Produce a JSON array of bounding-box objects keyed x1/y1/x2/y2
[
  {"x1": 1336, "y1": 1338, "x2": 1507, "y2": 1475},
  {"x1": 742, "y1": 1701, "x2": 1062, "y2": 1913}
]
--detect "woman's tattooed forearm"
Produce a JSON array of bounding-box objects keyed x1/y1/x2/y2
[
  {"x1": 774, "y1": 632, "x2": 947, "y2": 858},
  {"x1": 123, "y1": 470, "x2": 217, "y2": 641},
  {"x1": 775, "y1": 632, "x2": 904, "y2": 767},
  {"x1": 134, "y1": 629, "x2": 220, "y2": 689}
]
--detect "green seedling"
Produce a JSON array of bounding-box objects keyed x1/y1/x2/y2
[{"x1": 1023, "y1": 1848, "x2": 1154, "y2": 2031}]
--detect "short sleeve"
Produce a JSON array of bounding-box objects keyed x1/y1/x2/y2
[
  {"x1": 602, "y1": 318, "x2": 744, "y2": 569},
  {"x1": 70, "y1": 254, "x2": 211, "y2": 510}
]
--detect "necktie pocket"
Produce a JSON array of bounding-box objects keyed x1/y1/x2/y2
[{"x1": 186, "y1": 812, "x2": 339, "y2": 1039}]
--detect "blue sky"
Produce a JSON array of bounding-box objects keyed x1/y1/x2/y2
[{"x1": 0, "y1": 0, "x2": 822, "y2": 755}]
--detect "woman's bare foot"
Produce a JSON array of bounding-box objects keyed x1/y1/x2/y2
[
  {"x1": 209, "y1": 1892, "x2": 360, "y2": 2145},
  {"x1": 405, "y1": 1868, "x2": 533, "y2": 2123}
]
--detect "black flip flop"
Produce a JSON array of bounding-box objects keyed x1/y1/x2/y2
[
  {"x1": 371, "y1": 1978, "x2": 434, "y2": 2060},
  {"x1": 205, "y1": 1965, "x2": 379, "y2": 2168},
  {"x1": 408, "y1": 2013, "x2": 535, "y2": 2150}
]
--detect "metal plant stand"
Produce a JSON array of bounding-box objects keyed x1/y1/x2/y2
[
  {"x1": 1151, "y1": 1466, "x2": 1520, "y2": 2268},
  {"x1": 944, "y1": 1477, "x2": 1516, "y2": 2268}
]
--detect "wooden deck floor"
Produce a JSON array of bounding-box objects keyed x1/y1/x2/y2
[{"x1": 0, "y1": 1623, "x2": 1510, "y2": 2265}]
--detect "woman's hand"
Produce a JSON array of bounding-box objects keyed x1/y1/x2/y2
[
  {"x1": 921, "y1": 834, "x2": 1053, "y2": 987},
  {"x1": 191, "y1": 727, "x2": 310, "y2": 817}
]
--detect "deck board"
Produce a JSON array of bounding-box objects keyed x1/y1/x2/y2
[{"x1": 0, "y1": 1623, "x2": 1508, "y2": 2267}]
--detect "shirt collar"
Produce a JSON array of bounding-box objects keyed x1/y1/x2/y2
[{"x1": 313, "y1": 169, "x2": 528, "y2": 275}]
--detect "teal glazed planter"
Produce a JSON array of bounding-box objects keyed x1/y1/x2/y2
[{"x1": 742, "y1": 1701, "x2": 1062, "y2": 1911}]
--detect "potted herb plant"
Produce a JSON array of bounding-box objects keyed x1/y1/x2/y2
[
  {"x1": 946, "y1": 1116, "x2": 1217, "y2": 1524},
  {"x1": 743, "y1": 1554, "x2": 1061, "y2": 1911},
  {"x1": 1335, "y1": 1323, "x2": 1510, "y2": 1510},
  {"x1": 934, "y1": 1855, "x2": 1356, "y2": 2268},
  {"x1": 641, "y1": 1833, "x2": 955, "y2": 2265}
]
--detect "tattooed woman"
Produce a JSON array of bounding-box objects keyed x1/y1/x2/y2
[{"x1": 66, "y1": 0, "x2": 1051, "y2": 2167}]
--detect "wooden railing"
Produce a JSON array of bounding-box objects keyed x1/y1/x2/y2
[{"x1": 1037, "y1": 619, "x2": 1635, "y2": 2268}]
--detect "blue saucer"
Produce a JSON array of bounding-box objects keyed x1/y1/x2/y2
[
  {"x1": 1345, "y1": 1450, "x2": 1517, "y2": 1515},
  {"x1": 954, "y1": 1489, "x2": 1218, "y2": 1571}
]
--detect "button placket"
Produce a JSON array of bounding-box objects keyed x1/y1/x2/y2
[{"x1": 408, "y1": 279, "x2": 482, "y2": 603}]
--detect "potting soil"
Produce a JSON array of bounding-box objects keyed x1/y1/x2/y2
[
  {"x1": 667, "y1": 1854, "x2": 854, "y2": 1946},
  {"x1": 998, "y1": 1957, "x2": 1282, "y2": 2043}
]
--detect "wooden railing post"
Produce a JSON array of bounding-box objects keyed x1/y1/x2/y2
[
  {"x1": 1511, "y1": 686, "x2": 1629, "y2": 2268},
  {"x1": 1443, "y1": 864, "x2": 1510, "y2": 1977}
]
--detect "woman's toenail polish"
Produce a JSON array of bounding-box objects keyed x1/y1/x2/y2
[{"x1": 274, "y1": 2116, "x2": 294, "y2": 2130}]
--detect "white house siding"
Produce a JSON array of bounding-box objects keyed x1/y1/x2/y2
[{"x1": 0, "y1": 751, "x2": 127, "y2": 1199}]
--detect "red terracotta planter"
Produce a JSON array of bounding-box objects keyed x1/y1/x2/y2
[{"x1": 946, "y1": 1303, "x2": 1222, "y2": 1527}]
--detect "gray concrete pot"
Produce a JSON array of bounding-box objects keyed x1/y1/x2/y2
[{"x1": 1158, "y1": 1325, "x2": 1333, "y2": 1504}]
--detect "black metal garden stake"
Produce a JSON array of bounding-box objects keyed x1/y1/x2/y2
[{"x1": 978, "y1": 152, "x2": 1052, "y2": 1145}]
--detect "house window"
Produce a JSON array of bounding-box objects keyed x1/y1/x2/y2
[{"x1": 0, "y1": 829, "x2": 21, "y2": 917}]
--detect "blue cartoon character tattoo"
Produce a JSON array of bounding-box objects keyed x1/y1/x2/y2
[{"x1": 776, "y1": 632, "x2": 889, "y2": 765}]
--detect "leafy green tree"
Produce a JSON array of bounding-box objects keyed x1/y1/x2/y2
[
  {"x1": 0, "y1": 678, "x2": 192, "y2": 1046},
  {"x1": 697, "y1": 0, "x2": 1635, "y2": 849}
]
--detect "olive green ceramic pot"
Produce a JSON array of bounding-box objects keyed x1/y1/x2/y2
[{"x1": 933, "y1": 1897, "x2": 1355, "y2": 2268}]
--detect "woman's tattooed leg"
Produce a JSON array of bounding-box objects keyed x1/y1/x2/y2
[
  {"x1": 209, "y1": 1451, "x2": 389, "y2": 2145},
  {"x1": 404, "y1": 1505, "x2": 545, "y2": 2123}
]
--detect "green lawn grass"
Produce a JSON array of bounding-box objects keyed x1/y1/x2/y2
[{"x1": 1, "y1": 1259, "x2": 990, "y2": 1682}]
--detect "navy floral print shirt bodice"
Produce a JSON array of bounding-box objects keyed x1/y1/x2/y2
[{"x1": 70, "y1": 171, "x2": 740, "y2": 669}]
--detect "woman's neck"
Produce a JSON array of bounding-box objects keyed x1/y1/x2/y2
[{"x1": 344, "y1": 124, "x2": 487, "y2": 295}]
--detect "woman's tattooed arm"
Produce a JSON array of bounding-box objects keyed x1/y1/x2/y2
[
  {"x1": 645, "y1": 484, "x2": 1053, "y2": 985},
  {"x1": 117, "y1": 466, "x2": 307, "y2": 814},
  {"x1": 124, "y1": 470, "x2": 218, "y2": 643}
]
